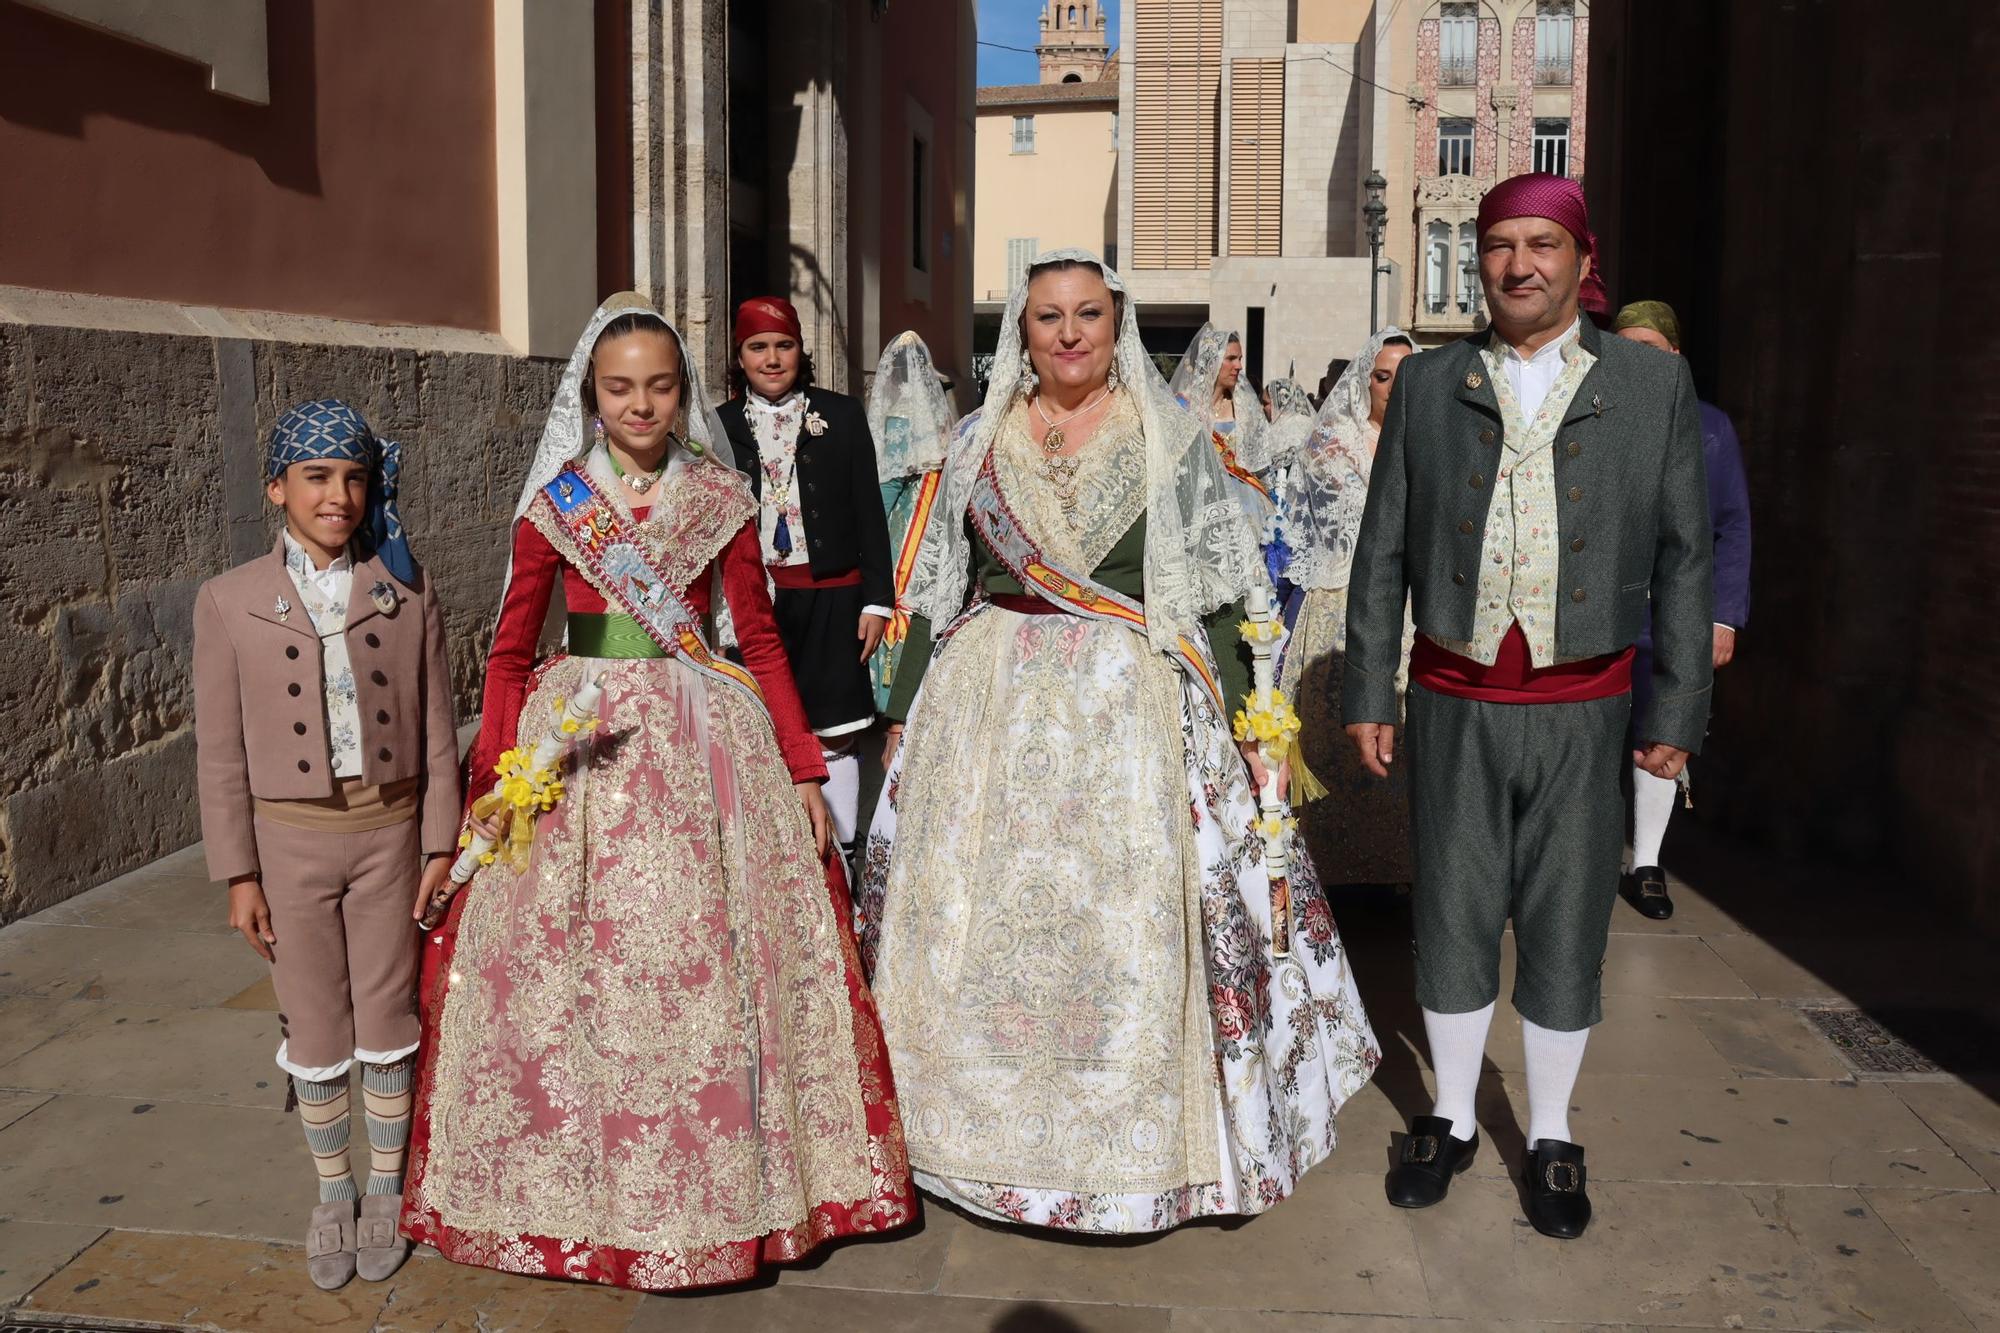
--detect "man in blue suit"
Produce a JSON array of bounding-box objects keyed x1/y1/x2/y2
[{"x1": 1612, "y1": 300, "x2": 1754, "y2": 920}]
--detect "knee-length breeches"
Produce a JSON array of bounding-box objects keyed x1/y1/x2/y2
[{"x1": 1404, "y1": 684, "x2": 1630, "y2": 1031}]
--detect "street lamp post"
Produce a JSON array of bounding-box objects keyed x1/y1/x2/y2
[{"x1": 1363, "y1": 168, "x2": 1389, "y2": 334}]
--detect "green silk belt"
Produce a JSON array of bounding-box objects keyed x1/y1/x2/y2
[{"x1": 566, "y1": 612, "x2": 668, "y2": 659}]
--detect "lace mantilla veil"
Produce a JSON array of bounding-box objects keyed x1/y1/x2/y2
[
  {"x1": 904, "y1": 249, "x2": 1264, "y2": 652},
  {"x1": 868, "y1": 331, "x2": 955, "y2": 480},
  {"x1": 1262, "y1": 376, "x2": 1317, "y2": 479},
  {"x1": 1168, "y1": 322, "x2": 1274, "y2": 476},
  {"x1": 1278, "y1": 326, "x2": 1417, "y2": 592},
  {"x1": 494, "y1": 291, "x2": 741, "y2": 613}
]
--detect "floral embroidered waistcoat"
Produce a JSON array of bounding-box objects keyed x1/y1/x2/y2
[
  {"x1": 284, "y1": 538, "x2": 363, "y2": 778},
  {"x1": 1427, "y1": 329, "x2": 1596, "y2": 667}
]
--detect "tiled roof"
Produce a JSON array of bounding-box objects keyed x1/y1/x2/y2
[{"x1": 977, "y1": 78, "x2": 1118, "y2": 109}]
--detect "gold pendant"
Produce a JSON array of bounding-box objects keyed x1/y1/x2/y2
[{"x1": 1042, "y1": 425, "x2": 1066, "y2": 455}]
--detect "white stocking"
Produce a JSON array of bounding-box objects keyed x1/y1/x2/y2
[
  {"x1": 1422, "y1": 1002, "x2": 1496, "y2": 1142},
  {"x1": 821, "y1": 747, "x2": 860, "y2": 850},
  {"x1": 1630, "y1": 764, "x2": 1677, "y2": 868},
  {"x1": 1522, "y1": 1016, "x2": 1590, "y2": 1146}
]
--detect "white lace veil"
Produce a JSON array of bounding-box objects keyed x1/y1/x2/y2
[
  {"x1": 1261, "y1": 376, "x2": 1317, "y2": 478},
  {"x1": 1167, "y1": 322, "x2": 1273, "y2": 474},
  {"x1": 1278, "y1": 326, "x2": 1416, "y2": 591},
  {"x1": 867, "y1": 331, "x2": 954, "y2": 480},
  {"x1": 497, "y1": 291, "x2": 739, "y2": 610},
  {"x1": 905, "y1": 248, "x2": 1264, "y2": 650}
]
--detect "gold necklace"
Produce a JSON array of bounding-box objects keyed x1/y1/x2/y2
[{"x1": 1032, "y1": 385, "x2": 1113, "y2": 455}]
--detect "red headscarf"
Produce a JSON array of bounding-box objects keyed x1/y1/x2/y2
[
  {"x1": 733, "y1": 296, "x2": 804, "y2": 346},
  {"x1": 1475, "y1": 172, "x2": 1611, "y2": 319}
]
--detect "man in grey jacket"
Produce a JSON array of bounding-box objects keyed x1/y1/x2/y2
[{"x1": 1343, "y1": 174, "x2": 1713, "y2": 1239}]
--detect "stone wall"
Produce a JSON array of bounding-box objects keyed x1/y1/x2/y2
[
  {"x1": 0, "y1": 321, "x2": 560, "y2": 923},
  {"x1": 1588, "y1": 0, "x2": 2000, "y2": 930}
]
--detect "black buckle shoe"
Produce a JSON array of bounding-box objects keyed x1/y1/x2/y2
[
  {"x1": 1622, "y1": 865, "x2": 1675, "y2": 920},
  {"x1": 1387, "y1": 1115, "x2": 1478, "y2": 1209},
  {"x1": 1523, "y1": 1138, "x2": 1592, "y2": 1239}
]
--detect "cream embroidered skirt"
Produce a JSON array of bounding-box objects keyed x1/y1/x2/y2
[{"x1": 858, "y1": 607, "x2": 1380, "y2": 1233}]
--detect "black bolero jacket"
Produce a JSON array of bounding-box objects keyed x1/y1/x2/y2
[{"x1": 719, "y1": 386, "x2": 895, "y2": 611}]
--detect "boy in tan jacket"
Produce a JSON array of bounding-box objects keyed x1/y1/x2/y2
[{"x1": 193, "y1": 400, "x2": 461, "y2": 1289}]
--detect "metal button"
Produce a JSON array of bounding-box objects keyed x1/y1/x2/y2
[
  {"x1": 1469, "y1": 474, "x2": 1484, "y2": 488},
  {"x1": 297, "y1": 759, "x2": 311, "y2": 773},
  {"x1": 293, "y1": 722, "x2": 307, "y2": 736},
  {"x1": 1565, "y1": 440, "x2": 1581, "y2": 457},
  {"x1": 1479, "y1": 429, "x2": 1495, "y2": 444},
  {"x1": 1567, "y1": 485, "x2": 1583, "y2": 502},
  {"x1": 285, "y1": 645, "x2": 300, "y2": 660},
  {"x1": 376, "y1": 710, "x2": 390, "y2": 724},
  {"x1": 288, "y1": 683, "x2": 302, "y2": 697},
  {"x1": 1458, "y1": 519, "x2": 1475, "y2": 535},
  {"x1": 365, "y1": 632, "x2": 380, "y2": 648},
  {"x1": 1570, "y1": 537, "x2": 1586, "y2": 553},
  {"x1": 370, "y1": 670, "x2": 388, "y2": 686},
  {"x1": 1453, "y1": 571, "x2": 1468, "y2": 586},
  {"x1": 1571, "y1": 588, "x2": 1587, "y2": 603}
]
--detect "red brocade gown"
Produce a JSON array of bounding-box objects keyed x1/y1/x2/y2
[{"x1": 401, "y1": 465, "x2": 913, "y2": 1291}]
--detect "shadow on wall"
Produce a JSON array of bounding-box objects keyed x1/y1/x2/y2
[{"x1": 0, "y1": 0, "x2": 323, "y2": 194}]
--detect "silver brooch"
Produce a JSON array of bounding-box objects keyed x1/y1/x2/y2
[
  {"x1": 273, "y1": 595, "x2": 291, "y2": 622},
  {"x1": 369, "y1": 581, "x2": 398, "y2": 615},
  {"x1": 804, "y1": 409, "x2": 830, "y2": 437},
  {"x1": 1464, "y1": 371, "x2": 1484, "y2": 390}
]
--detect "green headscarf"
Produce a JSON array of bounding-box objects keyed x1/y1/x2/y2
[{"x1": 1613, "y1": 299, "x2": 1683, "y2": 350}]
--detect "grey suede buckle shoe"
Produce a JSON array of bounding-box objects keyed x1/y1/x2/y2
[
  {"x1": 355, "y1": 1193, "x2": 411, "y2": 1281},
  {"x1": 306, "y1": 1199, "x2": 357, "y2": 1290}
]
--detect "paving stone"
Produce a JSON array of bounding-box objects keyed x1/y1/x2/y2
[
  {"x1": 0, "y1": 993, "x2": 94, "y2": 1065},
  {"x1": 0, "y1": 1002, "x2": 285, "y2": 1108},
  {"x1": 1547, "y1": 1074, "x2": 1983, "y2": 1188},
  {"x1": 221, "y1": 973, "x2": 281, "y2": 1011},
  {"x1": 931, "y1": 1169, "x2": 1431, "y2": 1317},
  {"x1": 631, "y1": 1285, "x2": 1167, "y2": 1333},
  {"x1": 0, "y1": 1089, "x2": 52, "y2": 1133},
  {"x1": 14, "y1": 1228, "x2": 384, "y2": 1331},
  {"x1": 368, "y1": 1249, "x2": 643, "y2": 1332},
  {"x1": 1677, "y1": 997, "x2": 1856, "y2": 1080},
  {"x1": 1889, "y1": 1080, "x2": 2000, "y2": 1191},
  {"x1": 0, "y1": 1094, "x2": 307, "y2": 1241},
  {"x1": 1479, "y1": 994, "x2": 1737, "y2": 1078},
  {"x1": 1863, "y1": 1188, "x2": 2000, "y2": 1329},
  {"x1": 30, "y1": 843, "x2": 230, "y2": 935},
  {"x1": 0, "y1": 1219, "x2": 106, "y2": 1306},
  {"x1": 0, "y1": 921, "x2": 268, "y2": 1005},
  {"x1": 1411, "y1": 1176, "x2": 1975, "y2": 1329}
]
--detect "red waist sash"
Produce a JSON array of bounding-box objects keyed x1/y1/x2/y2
[
  {"x1": 768, "y1": 563, "x2": 862, "y2": 590},
  {"x1": 988, "y1": 593, "x2": 1064, "y2": 615},
  {"x1": 1411, "y1": 622, "x2": 1633, "y2": 704}
]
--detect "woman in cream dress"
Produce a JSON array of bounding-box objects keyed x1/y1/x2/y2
[{"x1": 857, "y1": 251, "x2": 1378, "y2": 1235}]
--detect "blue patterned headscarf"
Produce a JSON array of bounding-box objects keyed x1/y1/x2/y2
[{"x1": 267, "y1": 399, "x2": 414, "y2": 583}]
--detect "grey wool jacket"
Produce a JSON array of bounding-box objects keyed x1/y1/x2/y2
[{"x1": 1342, "y1": 317, "x2": 1715, "y2": 754}]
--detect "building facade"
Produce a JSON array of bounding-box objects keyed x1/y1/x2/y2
[
  {"x1": 0, "y1": 0, "x2": 973, "y2": 923},
  {"x1": 1371, "y1": 0, "x2": 1590, "y2": 345},
  {"x1": 1116, "y1": 0, "x2": 1382, "y2": 386}
]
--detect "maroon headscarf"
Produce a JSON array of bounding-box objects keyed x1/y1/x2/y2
[
  {"x1": 1475, "y1": 172, "x2": 1611, "y2": 319},
  {"x1": 733, "y1": 295, "x2": 804, "y2": 346}
]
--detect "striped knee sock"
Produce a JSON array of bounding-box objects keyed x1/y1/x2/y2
[
  {"x1": 293, "y1": 1073, "x2": 358, "y2": 1203},
  {"x1": 361, "y1": 1057, "x2": 414, "y2": 1196}
]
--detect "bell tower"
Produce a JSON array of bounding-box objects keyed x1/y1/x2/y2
[{"x1": 1037, "y1": 1, "x2": 1110, "y2": 84}]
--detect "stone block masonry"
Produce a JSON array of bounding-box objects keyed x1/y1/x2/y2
[{"x1": 0, "y1": 321, "x2": 563, "y2": 924}]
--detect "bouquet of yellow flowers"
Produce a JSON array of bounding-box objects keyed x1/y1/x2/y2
[{"x1": 421, "y1": 676, "x2": 605, "y2": 927}]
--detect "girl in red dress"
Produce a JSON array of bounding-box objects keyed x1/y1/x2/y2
[{"x1": 400, "y1": 293, "x2": 912, "y2": 1290}]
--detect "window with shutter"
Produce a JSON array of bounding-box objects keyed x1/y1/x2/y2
[
  {"x1": 1131, "y1": 0, "x2": 1222, "y2": 270},
  {"x1": 1227, "y1": 58, "x2": 1283, "y2": 257}
]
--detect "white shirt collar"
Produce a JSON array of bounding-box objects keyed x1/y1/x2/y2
[
  {"x1": 1500, "y1": 317, "x2": 1582, "y2": 368},
  {"x1": 745, "y1": 387, "x2": 804, "y2": 413},
  {"x1": 282, "y1": 528, "x2": 354, "y2": 577}
]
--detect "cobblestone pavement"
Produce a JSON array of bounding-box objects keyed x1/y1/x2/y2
[{"x1": 2, "y1": 822, "x2": 1997, "y2": 1332}]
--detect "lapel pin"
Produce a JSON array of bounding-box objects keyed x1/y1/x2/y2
[
  {"x1": 1592, "y1": 393, "x2": 1604, "y2": 418},
  {"x1": 273, "y1": 595, "x2": 291, "y2": 623},
  {"x1": 1464, "y1": 371, "x2": 1484, "y2": 390},
  {"x1": 804, "y1": 409, "x2": 830, "y2": 437},
  {"x1": 369, "y1": 581, "x2": 398, "y2": 615}
]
